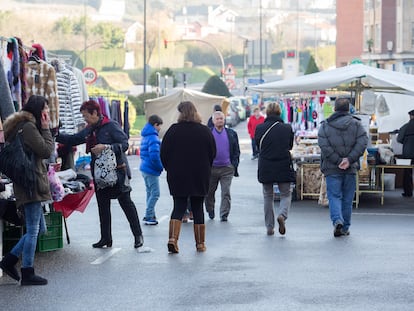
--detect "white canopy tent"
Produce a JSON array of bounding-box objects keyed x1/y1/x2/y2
[
  {"x1": 144, "y1": 88, "x2": 225, "y2": 137},
  {"x1": 248, "y1": 64, "x2": 414, "y2": 95},
  {"x1": 247, "y1": 64, "x2": 414, "y2": 133}
]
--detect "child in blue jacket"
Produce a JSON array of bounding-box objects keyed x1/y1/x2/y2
[{"x1": 140, "y1": 115, "x2": 163, "y2": 225}]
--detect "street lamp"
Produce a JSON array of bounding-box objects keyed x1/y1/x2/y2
[{"x1": 143, "y1": 0, "x2": 147, "y2": 94}]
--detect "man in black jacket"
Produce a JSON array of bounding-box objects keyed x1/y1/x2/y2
[
  {"x1": 205, "y1": 111, "x2": 240, "y2": 221},
  {"x1": 397, "y1": 109, "x2": 414, "y2": 197}
]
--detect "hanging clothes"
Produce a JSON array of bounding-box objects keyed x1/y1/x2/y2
[
  {"x1": 110, "y1": 99, "x2": 122, "y2": 126},
  {"x1": 123, "y1": 100, "x2": 130, "y2": 138},
  {"x1": 6, "y1": 38, "x2": 21, "y2": 110},
  {"x1": 70, "y1": 66, "x2": 88, "y2": 103},
  {"x1": 51, "y1": 58, "x2": 83, "y2": 134},
  {"x1": 0, "y1": 59, "x2": 16, "y2": 120},
  {"x1": 26, "y1": 58, "x2": 59, "y2": 129},
  {"x1": 15, "y1": 37, "x2": 28, "y2": 107}
]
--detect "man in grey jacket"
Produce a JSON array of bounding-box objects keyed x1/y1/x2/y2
[{"x1": 318, "y1": 98, "x2": 368, "y2": 237}]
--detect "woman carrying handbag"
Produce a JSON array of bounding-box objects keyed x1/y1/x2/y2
[{"x1": 56, "y1": 100, "x2": 144, "y2": 249}]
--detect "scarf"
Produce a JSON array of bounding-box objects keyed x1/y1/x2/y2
[{"x1": 85, "y1": 115, "x2": 110, "y2": 153}]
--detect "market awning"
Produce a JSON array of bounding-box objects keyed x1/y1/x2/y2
[{"x1": 247, "y1": 64, "x2": 414, "y2": 95}]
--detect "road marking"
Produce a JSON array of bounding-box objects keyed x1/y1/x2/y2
[
  {"x1": 157, "y1": 215, "x2": 169, "y2": 224},
  {"x1": 354, "y1": 212, "x2": 414, "y2": 217},
  {"x1": 91, "y1": 248, "x2": 122, "y2": 265}
]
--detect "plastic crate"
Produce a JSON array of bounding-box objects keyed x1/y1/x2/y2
[
  {"x1": 37, "y1": 212, "x2": 63, "y2": 252},
  {"x1": 2, "y1": 225, "x2": 24, "y2": 255},
  {"x1": 2, "y1": 212, "x2": 64, "y2": 254}
]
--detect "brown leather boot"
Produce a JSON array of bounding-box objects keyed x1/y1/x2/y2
[
  {"x1": 194, "y1": 224, "x2": 206, "y2": 252},
  {"x1": 167, "y1": 219, "x2": 181, "y2": 253}
]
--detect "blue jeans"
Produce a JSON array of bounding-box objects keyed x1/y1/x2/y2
[
  {"x1": 142, "y1": 172, "x2": 160, "y2": 219},
  {"x1": 326, "y1": 174, "x2": 356, "y2": 232},
  {"x1": 11, "y1": 202, "x2": 46, "y2": 268},
  {"x1": 251, "y1": 138, "x2": 259, "y2": 156}
]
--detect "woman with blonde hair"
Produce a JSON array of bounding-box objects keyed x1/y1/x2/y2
[{"x1": 161, "y1": 101, "x2": 216, "y2": 253}]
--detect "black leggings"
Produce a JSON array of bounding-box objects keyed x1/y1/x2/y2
[{"x1": 171, "y1": 196, "x2": 205, "y2": 224}]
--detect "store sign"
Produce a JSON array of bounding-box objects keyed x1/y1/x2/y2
[{"x1": 82, "y1": 67, "x2": 98, "y2": 85}]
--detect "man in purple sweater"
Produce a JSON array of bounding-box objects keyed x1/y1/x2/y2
[{"x1": 205, "y1": 111, "x2": 240, "y2": 221}]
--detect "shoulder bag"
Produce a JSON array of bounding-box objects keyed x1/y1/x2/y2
[
  {"x1": 0, "y1": 129, "x2": 37, "y2": 198},
  {"x1": 259, "y1": 121, "x2": 279, "y2": 150}
]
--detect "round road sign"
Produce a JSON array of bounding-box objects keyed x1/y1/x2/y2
[{"x1": 82, "y1": 67, "x2": 98, "y2": 85}]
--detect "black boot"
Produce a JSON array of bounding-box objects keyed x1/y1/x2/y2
[
  {"x1": 92, "y1": 239, "x2": 113, "y2": 248},
  {"x1": 0, "y1": 253, "x2": 20, "y2": 281},
  {"x1": 21, "y1": 267, "x2": 47, "y2": 286},
  {"x1": 134, "y1": 235, "x2": 144, "y2": 248}
]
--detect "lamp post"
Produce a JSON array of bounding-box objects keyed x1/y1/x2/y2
[
  {"x1": 143, "y1": 0, "x2": 147, "y2": 94},
  {"x1": 259, "y1": 0, "x2": 263, "y2": 82}
]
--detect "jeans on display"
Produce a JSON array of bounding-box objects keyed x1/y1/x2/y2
[
  {"x1": 11, "y1": 202, "x2": 46, "y2": 268},
  {"x1": 142, "y1": 172, "x2": 160, "y2": 219},
  {"x1": 263, "y1": 182, "x2": 292, "y2": 229},
  {"x1": 326, "y1": 174, "x2": 356, "y2": 232},
  {"x1": 205, "y1": 165, "x2": 234, "y2": 219}
]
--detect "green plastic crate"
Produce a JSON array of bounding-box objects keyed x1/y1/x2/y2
[
  {"x1": 2, "y1": 225, "x2": 24, "y2": 255},
  {"x1": 37, "y1": 212, "x2": 63, "y2": 252}
]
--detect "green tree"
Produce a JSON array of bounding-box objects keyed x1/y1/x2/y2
[
  {"x1": 52, "y1": 17, "x2": 73, "y2": 35},
  {"x1": 305, "y1": 55, "x2": 319, "y2": 75},
  {"x1": 92, "y1": 23, "x2": 125, "y2": 49},
  {"x1": 202, "y1": 75, "x2": 231, "y2": 97}
]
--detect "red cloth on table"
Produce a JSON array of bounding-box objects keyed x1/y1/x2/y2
[{"x1": 54, "y1": 182, "x2": 95, "y2": 218}]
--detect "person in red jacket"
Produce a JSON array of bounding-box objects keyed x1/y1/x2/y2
[{"x1": 247, "y1": 106, "x2": 265, "y2": 159}]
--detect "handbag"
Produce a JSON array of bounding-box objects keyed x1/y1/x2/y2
[
  {"x1": 0, "y1": 129, "x2": 37, "y2": 198},
  {"x1": 94, "y1": 147, "x2": 118, "y2": 190}
]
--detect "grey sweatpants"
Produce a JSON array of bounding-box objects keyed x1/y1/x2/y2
[{"x1": 263, "y1": 182, "x2": 292, "y2": 229}]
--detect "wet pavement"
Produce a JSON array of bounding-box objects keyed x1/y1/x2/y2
[{"x1": 1, "y1": 121, "x2": 414, "y2": 311}]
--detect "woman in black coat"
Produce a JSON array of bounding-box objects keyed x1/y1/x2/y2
[
  {"x1": 161, "y1": 101, "x2": 216, "y2": 253},
  {"x1": 255, "y1": 102, "x2": 295, "y2": 236}
]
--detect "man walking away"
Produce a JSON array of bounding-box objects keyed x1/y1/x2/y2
[{"x1": 318, "y1": 98, "x2": 368, "y2": 237}]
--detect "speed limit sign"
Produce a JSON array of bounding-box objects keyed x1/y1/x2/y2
[{"x1": 82, "y1": 67, "x2": 98, "y2": 85}]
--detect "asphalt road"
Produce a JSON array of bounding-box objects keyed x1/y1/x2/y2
[{"x1": 1, "y1": 121, "x2": 414, "y2": 311}]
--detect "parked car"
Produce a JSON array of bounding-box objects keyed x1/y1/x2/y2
[
  {"x1": 225, "y1": 103, "x2": 240, "y2": 127},
  {"x1": 229, "y1": 97, "x2": 246, "y2": 121}
]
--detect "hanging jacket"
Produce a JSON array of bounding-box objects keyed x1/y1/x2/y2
[{"x1": 26, "y1": 60, "x2": 59, "y2": 129}]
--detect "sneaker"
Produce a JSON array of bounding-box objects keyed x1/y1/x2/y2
[
  {"x1": 220, "y1": 216, "x2": 228, "y2": 222},
  {"x1": 182, "y1": 214, "x2": 189, "y2": 223},
  {"x1": 145, "y1": 218, "x2": 158, "y2": 225},
  {"x1": 341, "y1": 230, "x2": 350, "y2": 236},
  {"x1": 267, "y1": 228, "x2": 275, "y2": 236},
  {"x1": 334, "y1": 223, "x2": 343, "y2": 237},
  {"x1": 277, "y1": 215, "x2": 286, "y2": 235},
  {"x1": 208, "y1": 210, "x2": 215, "y2": 220},
  {"x1": 143, "y1": 216, "x2": 156, "y2": 221}
]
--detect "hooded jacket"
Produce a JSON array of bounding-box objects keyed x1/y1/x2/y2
[
  {"x1": 3, "y1": 111, "x2": 54, "y2": 207},
  {"x1": 318, "y1": 111, "x2": 368, "y2": 176},
  {"x1": 140, "y1": 123, "x2": 163, "y2": 176}
]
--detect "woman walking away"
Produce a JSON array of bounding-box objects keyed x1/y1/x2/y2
[
  {"x1": 0, "y1": 95, "x2": 54, "y2": 285},
  {"x1": 161, "y1": 101, "x2": 216, "y2": 253},
  {"x1": 56, "y1": 100, "x2": 144, "y2": 249},
  {"x1": 255, "y1": 102, "x2": 296, "y2": 236}
]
